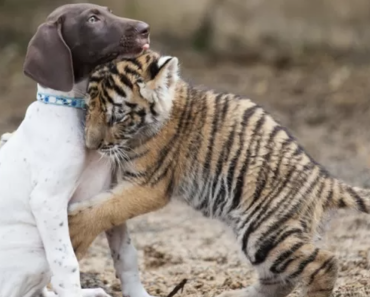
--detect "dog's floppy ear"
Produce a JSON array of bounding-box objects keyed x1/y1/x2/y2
[{"x1": 23, "y1": 19, "x2": 74, "y2": 92}]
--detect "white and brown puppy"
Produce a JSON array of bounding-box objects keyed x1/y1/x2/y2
[{"x1": 0, "y1": 4, "x2": 152, "y2": 297}]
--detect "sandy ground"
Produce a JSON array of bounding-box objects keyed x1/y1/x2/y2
[{"x1": 1, "y1": 49, "x2": 370, "y2": 296}]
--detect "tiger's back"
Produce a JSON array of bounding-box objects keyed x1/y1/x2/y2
[{"x1": 84, "y1": 50, "x2": 370, "y2": 297}]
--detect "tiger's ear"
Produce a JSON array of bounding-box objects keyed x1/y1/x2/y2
[{"x1": 148, "y1": 56, "x2": 179, "y2": 90}]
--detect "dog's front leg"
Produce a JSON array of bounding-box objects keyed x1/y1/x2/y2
[
  {"x1": 30, "y1": 187, "x2": 83, "y2": 297},
  {"x1": 106, "y1": 225, "x2": 153, "y2": 297}
]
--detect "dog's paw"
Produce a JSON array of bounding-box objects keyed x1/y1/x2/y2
[
  {"x1": 41, "y1": 287, "x2": 57, "y2": 297},
  {"x1": 123, "y1": 287, "x2": 157, "y2": 297},
  {"x1": 0, "y1": 132, "x2": 12, "y2": 148},
  {"x1": 81, "y1": 288, "x2": 112, "y2": 297}
]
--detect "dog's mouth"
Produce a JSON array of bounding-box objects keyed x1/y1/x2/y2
[
  {"x1": 98, "y1": 33, "x2": 151, "y2": 64},
  {"x1": 97, "y1": 44, "x2": 150, "y2": 65},
  {"x1": 116, "y1": 44, "x2": 149, "y2": 59},
  {"x1": 117, "y1": 36, "x2": 151, "y2": 60}
]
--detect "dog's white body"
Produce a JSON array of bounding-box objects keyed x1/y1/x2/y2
[{"x1": 0, "y1": 83, "x2": 150, "y2": 297}]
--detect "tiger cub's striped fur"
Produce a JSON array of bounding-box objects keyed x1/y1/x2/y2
[{"x1": 69, "y1": 50, "x2": 370, "y2": 297}]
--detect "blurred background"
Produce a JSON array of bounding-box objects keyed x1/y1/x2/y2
[{"x1": 1, "y1": 1, "x2": 370, "y2": 296}]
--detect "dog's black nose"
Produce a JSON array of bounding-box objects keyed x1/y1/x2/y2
[{"x1": 136, "y1": 22, "x2": 150, "y2": 37}]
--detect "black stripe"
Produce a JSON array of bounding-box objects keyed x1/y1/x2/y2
[
  {"x1": 125, "y1": 57, "x2": 143, "y2": 70},
  {"x1": 149, "y1": 87, "x2": 195, "y2": 186},
  {"x1": 220, "y1": 95, "x2": 230, "y2": 123},
  {"x1": 237, "y1": 133, "x2": 293, "y2": 230},
  {"x1": 196, "y1": 179, "x2": 211, "y2": 215},
  {"x1": 102, "y1": 88, "x2": 120, "y2": 108},
  {"x1": 186, "y1": 92, "x2": 209, "y2": 200},
  {"x1": 232, "y1": 114, "x2": 266, "y2": 211},
  {"x1": 203, "y1": 93, "x2": 223, "y2": 177},
  {"x1": 196, "y1": 94, "x2": 224, "y2": 213},
  {"x1": 136, "y1": 109, "x2": 146, "y2": 117},
  {"x1": 148, "y1": 59, "x2": 160, "y2": 80},
  {"x1": 213, "y1": 181, "x2": 227, "y2": 217},
  {"x1": 119, "y1": 73, "x2": 133, "y2": 89},
  {"x1": 148, "y1": 57, "x2": 173, "y2": 80},
  {"x1": 253, "y1": 228, "x2": 302, "y2": 265},
  {"x1": 245, "y1": 150, "x2": 301, "y2": 227},
  {"x1": 89, "y1": 76, "x2": 103, "y2": 84},
  {"x1": 251, "y1": 126, "x2": 282, "y2": 204},
  {"x1": 166, "y1": 174, "x2": 176, "y2": 197},
  {"x1": 150, "y1": 160, "x2": 174, "y2": 186},
  {"x1": 227, "y1": 105, "x2": 259, "y2": 211},
  {"x1": 288, "y1": 248, "x2": 319, "y2": 280},
  {"x1": 256, "y1": 165, "x2": 318, "y2": 242},
  {"x1": 346, "y1": 186, "x2": 367, "y2": 213},
  {"x1": 203, "y1": 94, "x2": 222, "y2": 202},
  {"x1": 124, "y1": 65, "x2": 141, "y2": 78},
  {"x1": 149, "y1": 102, "x2": 158, "y2": 116},
  {"x1": 112, "y1": 83, "x2": 127, "y2": 98},
  {"x1": 300, "y1": 180, "x2": 326, "y2": 231},
  {"x1": 241, "y1": 162, "x2": 313, "y2": 253},
  {"x1": 122, "y1": 170, "x2": 145, "y2": 179},
  {"x1": 307, "y1": 256, "x2": 336, "y2": 286},
  {"x1": 212, "y1": 121, "x2": 237, "y2": 216},
  {"x1": 270, "y1": 242, "x2": 305, "y2": 273},
  {"x1": 125, "y1": 102, "x2": 137, "y2": 109},
  {"x1": 126, "y1": 149, "x2": 150, "y2": 161},
  {"x1": 144, "y1": 87, "x2": 191, "y2": 184},
  {"x1": 324, "y1": 179, "x2": 334, "y2": 208}
]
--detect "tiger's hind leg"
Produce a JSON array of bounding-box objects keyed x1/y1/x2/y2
[
  {"x1": 255, "y1": 242, "x2": 338, "y2": 297},
  {"x1": 296, "y1": 245, "x2": 338, "y2": 297},
  {"x1": 217, "y1": 238, "x2": 338, "y2": 297},
  {"x1": 216, "y1": 280, "x2": 295, "y2": 297},
  {"x1": 257, "y1": 242, "x2": 337, "y2": 297}
]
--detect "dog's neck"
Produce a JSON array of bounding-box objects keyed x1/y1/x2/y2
[{"x1": 37, "y1": 79, "x2": 88, "y2": 99}]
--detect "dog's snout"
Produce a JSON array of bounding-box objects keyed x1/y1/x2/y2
[{"x1": 136, "y1": 22, "x2": 150, "y2": 37}]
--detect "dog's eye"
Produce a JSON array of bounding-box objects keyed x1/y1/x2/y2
[{"x1": 88, "y1": 16, "x2": 99, "y2": 23}]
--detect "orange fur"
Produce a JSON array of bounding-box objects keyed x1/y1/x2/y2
[{"x1": 68, "y1": 50, "x2": 370, "y2": 297}]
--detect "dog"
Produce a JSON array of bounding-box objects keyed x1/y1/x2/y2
[{"x1": 0, "y1": 4, "x2": 153, "y2": 297}]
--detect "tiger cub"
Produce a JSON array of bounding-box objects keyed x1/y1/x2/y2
[{"x1": 68, "y1": 50, "x2": 370, "y2": 297}]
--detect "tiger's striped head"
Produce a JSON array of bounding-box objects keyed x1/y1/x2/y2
[{"x1": 85, "y1": 50, "x2": 179, "y2": 156}]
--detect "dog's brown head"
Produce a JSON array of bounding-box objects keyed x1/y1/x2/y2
[{"x1": 23, "y1": 3, "x2": 150, "y2": 92}]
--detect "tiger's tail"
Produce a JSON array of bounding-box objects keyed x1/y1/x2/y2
[{"x1": 328, "y1": 177, "x2": 370, "y2": 214}]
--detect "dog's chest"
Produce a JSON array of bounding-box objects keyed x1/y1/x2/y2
[{"x1": 71, "y1": 151, "x2": 112, "y2": 203}]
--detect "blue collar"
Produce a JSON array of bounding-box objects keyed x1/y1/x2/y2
[{"x1": 37, "y1": 92, "x2": 87, "y2": 110}]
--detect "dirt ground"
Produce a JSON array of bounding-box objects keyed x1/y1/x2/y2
[{"x1": 1, "y1": 49, "x2": 370, "y2": 296}]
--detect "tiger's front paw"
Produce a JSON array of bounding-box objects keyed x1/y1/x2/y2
[
  {"x1": 68, "y1": 202, "x2": 103, "y2": 260},
  {"x1": 0, "y1": 132, "x2": 12, "y2": 148}
]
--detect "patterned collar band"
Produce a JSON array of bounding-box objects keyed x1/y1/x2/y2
[{"x1": 36, "y1": 92, "x2": 87, "y2": 110}]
